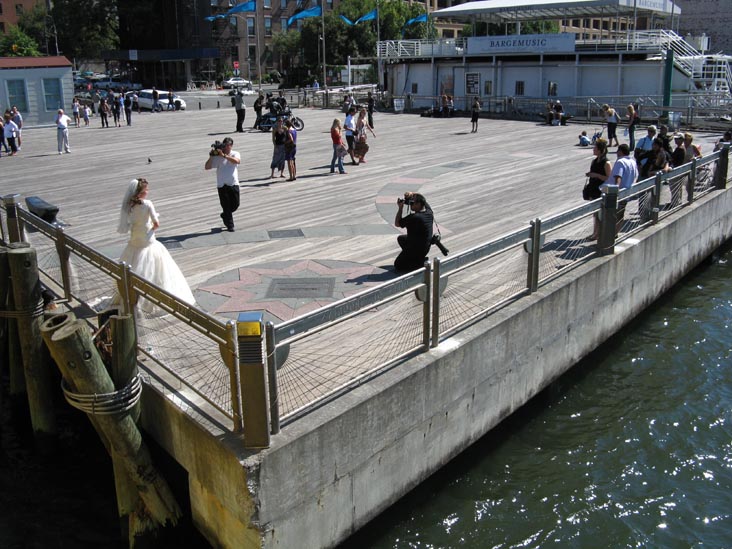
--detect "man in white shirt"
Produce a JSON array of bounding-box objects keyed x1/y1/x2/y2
[
  {"x1": 55, "y1": 109, "x2": 72, "y2": 154},
  {"x1": 344, "y1": 106, "x2": 357, "y2": 165},
  {"x1": 204, "y1": 137, "x2": 241, "y2": 232}
]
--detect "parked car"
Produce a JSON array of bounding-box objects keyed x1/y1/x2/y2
[
  {"x1": 222, "y1": 77, "x2": 252, "y2": 89},
  {"x1": 93, "y1": 77, "x2": 143, "y2": 91},
  {"x1": 126, "y1": 90, "x2": 187, "y2": 111}
]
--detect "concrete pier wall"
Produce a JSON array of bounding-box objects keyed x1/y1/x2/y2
[{"x1": 143, "y1": 186, "x2": 732, "y2": 548}]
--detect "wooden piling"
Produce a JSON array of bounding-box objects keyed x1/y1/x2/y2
[
  {"x1": 1, "y1": 246, "x2": 25, "y2": 400},
  {"x1": 110, "y1": 312, "x2": 153, "y2": 543},
  {"x1": 41, "y1": 317, "x2": 182, "y2": 530},
  {"x1": 7, "y1": 244, "x2": 56, "y2": 439}
]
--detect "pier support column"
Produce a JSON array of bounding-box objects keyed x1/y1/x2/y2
[{"x1": 714, "y1": 144, "x2": 729, "y2": 190}]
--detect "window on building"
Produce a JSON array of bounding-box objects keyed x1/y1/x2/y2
[
  {"x1": 603, "y1": 21, "x2": 609, "y2": 30},
  {"x1": 0, "y1": 3, "x2": 3, "y2": 15},
  {"x1": 592, "y1": 19, "x2": 600, "y2": 30},
  {"x1": 572, "y1": 19, "x2": 579, "y2": 27},
  {"x1": 620, "y1": 22, "x2": 627, "y2": 31},
  {"x1": 280, "y1": 0, "x2": 286, "y2": 7},
  {"x1": 7, "y1": 79, "x2": 28, "y2": 112},
  {"x1": 515, "y1": 81, "x2": 524, "y2": 96},
  {"x1": 15, "y1": 3, "x2": 22, "y2": 16},
  {"x1": 248, "y1": 45, "x2": 256, "y2": 61},
  {"x1": 443, "y1": 29, "x2": 455, "y2": 38},
  {"x1": 411, "y1": 83, "x2": 418, "y2": 94},
  {"x1": 281, "y1": 17, "x2": 287, "y2": 30},
  {"x1": 265, "y1": 17, "x2": 271, "y2": 36},
  {"x1": 561, "y1": 19, "x2": 568, "y2": 27},
  {"x1": 0, "y1": 23, "x2": 4, "y2": 33},
  {"x1": 263, "y1": 0, "x2": 270, "y2": 8},
  {"x1": 484, "y1": 80, "x2": 492, "y2": 95},
  {"x1": 327, "y1": 0, "x2": 332, "y2": 6},
  {"x1": 547, "y1": 81, "x2": 557, "y2": 96},
  {"x1": 42, "y1": 78, "x2": 63, "y2": 111},
  {"x1": 247, "y1": 17, "x2": 255, "y2": 36}
]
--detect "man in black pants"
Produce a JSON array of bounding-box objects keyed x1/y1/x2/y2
[
  {"x1": 234, "y1": 90, "x2": 246, "y2": 132},
  {"x1": 204, "y1": 137, "x2": 241, "y2": 232},
  {"x1": 394, "y1": 192, "x2": 433, "y2": 273}
]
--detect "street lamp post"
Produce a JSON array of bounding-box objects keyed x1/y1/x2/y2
[{"x1": 321, "y1": 0, "x2": 327, "y2": 88}]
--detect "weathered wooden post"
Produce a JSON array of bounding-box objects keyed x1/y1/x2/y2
[
  {"x1": 0, "y1": 246, "x2": 24, "y2": 400},
  {"x1": 2, "y1": 194, "x2": 25, "y2": 243},
  {"x1": 41, "y1": 316, "x2": 182, "y2": 533},
  {"x1": 8, "y1": 243, "x2": 57, "y2": 440}
]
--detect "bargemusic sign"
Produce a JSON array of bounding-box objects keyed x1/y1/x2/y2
[{"x1": 468, "y1": 34, "x2": 575, "y2": 55}]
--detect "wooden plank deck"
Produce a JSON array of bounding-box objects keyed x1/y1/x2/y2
[{"x1": 3, "y1": 100, "x2": 722, "y2": 421}]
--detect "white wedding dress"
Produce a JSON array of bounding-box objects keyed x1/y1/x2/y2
[{"x1": 118, "y1": 199, "x2": 195, "y2": 312}]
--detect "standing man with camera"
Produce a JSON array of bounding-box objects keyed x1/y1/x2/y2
[
  {"x1": 204, "y1": 137, "x2": 241, "y2": 232},
  {"x1": 394, "y1": 192, "x2": 433, "y2": 273}
]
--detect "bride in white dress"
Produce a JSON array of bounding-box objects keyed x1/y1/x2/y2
[{"x1": 117, "y1": 178, "x2": 195, "y2": 312}]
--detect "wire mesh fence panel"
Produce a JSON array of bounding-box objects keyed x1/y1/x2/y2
[
  {"x1": 696, "y1": 160, "x2": 718, "y2": 196},
  {"x1": 64, "y1": 255, "x2": 119, "y2": 311},
  {"x1": 135, "y1": 310, "x2": 234, "y2": 420},
  {"x1": 537, "y1": 214, "x2": 596, "y2": 283},
  {"x1": 617, "y1": 189, "x2": 655, "y2": 238},
  {"x1": 657, "y1": 174, "x2": 688, "y2": 217},
  {"x1": 23, "y1": 227, "x2": 64, "y2": 288},
  {"x1": 437, "y1": 245, "x2": 528, "y2": 337},
  {"x1": 276, "y1": 292, "x2": 425, "y2": 420}
]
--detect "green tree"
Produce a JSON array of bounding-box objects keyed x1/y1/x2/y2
[
  {"x1": 271, "y1": 29, "x2": 302, "y2": 72},
  {"x1": 18, "y1": 4, "x2": 50, "y2": 53},
  {"x1": 0, "y1": 25, "x2": 42, "y2": 57},
  {"x1": 51, "y1": 0, "x2": 119, "y2": 60}
]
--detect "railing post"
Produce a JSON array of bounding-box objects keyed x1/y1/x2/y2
[
  {"x1": 422, "y1": 261, "x2": 431, "y2": 350},
  {"x1": 2, "y1": 194, "x2": 24, "y2": 243},
  {"x1": 651, "y1": 172, "x2": 663, "y2": 223},
  {"x1": 237, "y1": 312, "x2": 270, "y2": 448},
  {"x1": 688, "y1": 158, "x2": 697, "y2": 203},
  {"x1": 431, "y1": 257, "x2": 441, "y2": 348},
  {"x1": 265, "y1": 321, "x2": 280, "y2": 435},
  {"x1": 526, "y1": 218, "x2": 541, "y2": 293},
  {"x1": 54, "y1": 225, "x2": 73, "y2": 301},
  {"x1": 714, "y1": 144, "x2": 729, "y2": 190},
  {"x1": 221, "y1": 320, "x2": 243, "y2": 432},
  {"x1": 597, "y1": 185, "x2": 619, "y2": 256}
]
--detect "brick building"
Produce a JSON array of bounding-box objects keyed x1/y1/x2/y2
[{"x1": 675, "y1": 0, "x2": 732, "y2": 54}]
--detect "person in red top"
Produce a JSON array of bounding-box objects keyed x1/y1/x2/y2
[{"x1": 329, "y1": 118, "x2": 347, "y2": 174}]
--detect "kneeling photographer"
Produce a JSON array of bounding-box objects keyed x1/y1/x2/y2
[{"x1": 394, "y1": 192, "x2": 447, "y2": 273}]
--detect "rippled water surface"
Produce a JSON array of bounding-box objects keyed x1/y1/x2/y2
[{"x1": 354, "y1": 247, "x2": 732, "y2": 548}]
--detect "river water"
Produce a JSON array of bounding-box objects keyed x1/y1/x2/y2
[
  {"x1": 352, "y1": 243, "x2": 732, "y2": 548},
  {"x1": 2, "y1": 245, "x2": 731, "y2": 548}
]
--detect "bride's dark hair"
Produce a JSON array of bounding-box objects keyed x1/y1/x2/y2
[{"x1": 130, "y1": 178, "x2": 148, "y2": 207}]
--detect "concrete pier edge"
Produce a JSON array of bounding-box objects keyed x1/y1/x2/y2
[{"x1": 140, "y1": 185, "x2": 732, "y2": 548}]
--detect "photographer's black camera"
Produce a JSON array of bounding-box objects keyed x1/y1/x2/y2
[
  {"x1": 431, "y1": 234, "x2": 449, "y2": 256},
  {"x1": 210, "y1": 140, "x2": 224, "y2": 156}
]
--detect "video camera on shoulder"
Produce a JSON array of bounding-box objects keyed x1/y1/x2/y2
[{"x1": 210, "y1": 140, "x2": 225, "y2": 156}]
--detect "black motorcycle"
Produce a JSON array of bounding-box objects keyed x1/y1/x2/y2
[{"x1": 257, "y1": 104, "x2": 304, "y2": 132}]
